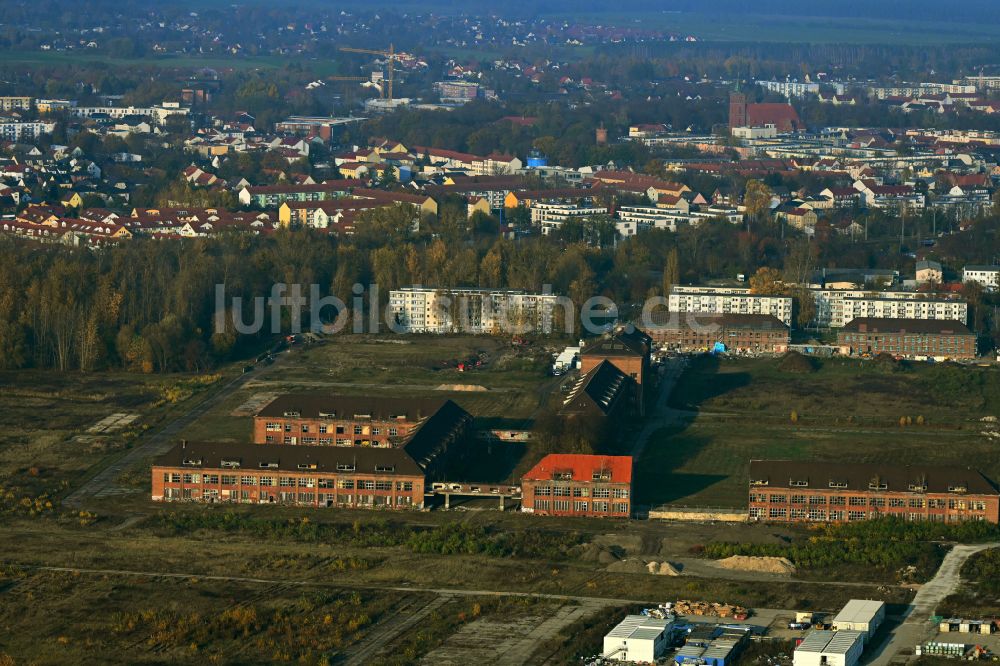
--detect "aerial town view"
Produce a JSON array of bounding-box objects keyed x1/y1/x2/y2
[{"x1": 5, "y1": 0, "x2": 1000, "y2": 664}]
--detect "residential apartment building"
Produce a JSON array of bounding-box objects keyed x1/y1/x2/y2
[
  {"x1": 756, "y1": 80, "x2": 819, "y2": 98},
  {"x1": 811, "y1": 289, "x2": 968, "y2": 328},
  {"x1": 748, "y1": 460, "x2": 1000, "y2": 524},
  {"x1": 238, "y1": 180, "x2": 361, "y2": 208},
  {"x1": 0, "y1": 121, "x2": 56, "y2": 142},
  {"x1": 837, "y1": 318, "x2": 976, "y2": 360},
  {"x1": 253, "y1": 395, "x2": 460, "y2": 447},
  {"x1": 521, "y1": 454, "x2": 633, "y2": 518},
  {"x1": 388, "y1": 286, "x2": 558, "y2": 334},
  {"x1": 616, "y1": 206, "x2": 742, "y2": 233},
  {"x1": 152, "y1": 441, "x2": 426, "y2": 509},
  {"x1": 963, "y1": 265, "x2": 1000, "y2": 290},
  {"x1": 668, "y1": 286, "x2": 794, "y2": 327},
  {"x1": 642, "y1": 312, "x2": 789, "y2": 353},
  {"x1": 0, "y1": 96, "x2": 33, "y2": 112},
  {"x1": 71, "y1": 102, "x2": 189, "y2": 125},
  {"x1": 531, "y1": 201, "x2": 608, "y2": 234}
]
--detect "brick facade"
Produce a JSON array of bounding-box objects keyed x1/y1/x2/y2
[
  {"x1": 748, "y1": 460, "x2": 1000, "y2": 524},
  {"x1": 521, "y1": 454, "x2": 633, "y2": 518}
]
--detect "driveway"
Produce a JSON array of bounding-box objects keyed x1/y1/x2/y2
[{"x1": 865, "y1": 542, "x2": 1000, "y2": 666}]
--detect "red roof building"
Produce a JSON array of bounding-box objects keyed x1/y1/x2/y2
[{"x1": 521, "y1": 453, "x2": 633, "y2": 518}]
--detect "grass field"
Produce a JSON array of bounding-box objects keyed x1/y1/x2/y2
[
  {"x1": 0, "y1": 370, "x2": 227, "y2": 512},
  {"x1": 637, "y1": 355, "x2": 1000, "y2": 508}
]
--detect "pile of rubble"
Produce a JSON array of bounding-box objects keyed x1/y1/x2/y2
[{"x1": 673, "y1": 599, "x2": 750, "y2": 619}]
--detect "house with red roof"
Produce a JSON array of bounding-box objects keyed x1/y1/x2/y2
[{"x1": 521, "y1": 453, "x2": 633, "y2": 518}]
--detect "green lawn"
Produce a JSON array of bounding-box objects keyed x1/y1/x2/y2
[{"x1": 638, "y1": 355, "x2": 1000, "y2": 508}]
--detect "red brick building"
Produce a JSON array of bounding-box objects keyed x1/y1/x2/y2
[
  {"x1": 748, "y1": 460, "x2": 1000, "y2": 524},
  {"x1": 642, "y1": 311, "x2": 789, "y2": 353},
  {"x1": 521, "y1": 453, "x2": 633, "y2": 518},
  {"x1": 730, "y1": 92, "x2": 803, "y2": 132},
  {"x1": 253, "y1": 395, "x2": 453, "y2": 447},
  {"x1": 579, "y1": 328, "x2": 651, "y2": 411},
  {"x1": 152, "y1": 441, "x2": 426, "y2": 508},
  {"x1": 837, "y1": 318, "x2": 976, "y2": 360}
]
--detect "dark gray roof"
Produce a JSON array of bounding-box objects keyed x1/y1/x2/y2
[
  {"x1": 642, "y1": 311, "x2": 788, "y2": 332},
  {"x1": 256, "y1": 394, "x2": 449, "y2": 421},
  {"x1": 154, "y1": 441, "x2": 424, "y2": 477},
  {"x1": 749, "y1": 460, "x2": 997, "y2": 496},
  {"x1": 581, "y1": 329, "x2": 651, "y2": 358},
  {"x1": 841, "y1": 318, "x2": 973, "y2": 335},
  {"x1": 560, "y1": 360, "x2": 632, "y2": 417}
]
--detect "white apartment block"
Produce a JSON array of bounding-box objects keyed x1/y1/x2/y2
[
  {"x1": 471, "y1": 155, "x2": 522, "y2": 177},
  {"x1": 963, "y1": 265, "x2": 1000, "y2": 290},
  {"x1": 757, "y1": 80, "x2": 819, "y2": 98},
  {"x1": 71, "y1": 102, "x2": 189, "y2": 125},
  {"x1": 616, "y1": 206, "x2": 742, "y2": 233},
  {"x1": 668, "y1": 286, "x2": 794, "y2": 327},
  {"x1": 530, "y1": 202, "x2": 608, "y2": 235},
  {"x1": 0, "y1": 121, "x2": 56, "y2": 141},
  {"x1": 389, "y1": 287, "x2": 559, "y2": 334},
  {"x1": 811, "y1": 289, "x2": 968, "y2": 328}
]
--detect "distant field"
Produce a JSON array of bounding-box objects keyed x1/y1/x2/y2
[
  {"x1": 637, "y1": 355, "x2": 1000, "y2": 508},
  {"x1": 558, "y1": 12, "x2": 1000, "y2": 45}
]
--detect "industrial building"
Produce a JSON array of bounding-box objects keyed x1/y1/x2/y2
[
  {"x1": 603, "y1": 614, "x2": 673, "y2": 662},
  {"x1": 521, "y1": 453, "x2": 632, "y2": 518},
  {"x1": 748, "y1": 460, "x2": 1000, "y2": 524},
  {"x1": 252, "y1": 395, "x2": 460, "y2": 447},
  {"x1": 151, "y1": 441, "x2": 427, "y2": 508},
  {"x1": 837, "y1": 318, "x2": 976, "y2": 360},
  {"x1": 676, "y1": 625, "x2": 751, "y2": 666},
  {"x1": 831, "y1": 600, "x2": 885, "y2": 643},
  {"x1": 642, "y1": 311, "x2": 789, "y2": 353},
  {"x1": 793, "y1": 631, "x2": 865, "y2": 666},
  {"x1": 579, "y1": 328, "x2": 651, "y2": 410}
]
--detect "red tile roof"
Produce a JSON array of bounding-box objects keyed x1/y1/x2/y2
[{"x1": 522, "y1": 453, "x2": 633, "y2": 484}]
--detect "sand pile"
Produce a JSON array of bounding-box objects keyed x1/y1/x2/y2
[{"x1": 715, "y1": 555, "x2": 796, "y2": 574}]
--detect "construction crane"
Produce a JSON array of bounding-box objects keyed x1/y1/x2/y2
[{"x1": 339, "y1": 44, "x2": 401, "y2": 102}]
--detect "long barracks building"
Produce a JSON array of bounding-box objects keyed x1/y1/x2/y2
[{"x1": 748, "y1": 460, "x2": 1000, "y2": 524}]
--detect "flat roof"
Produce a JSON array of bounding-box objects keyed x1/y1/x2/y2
[
  {"x1": 795, "y1": 630, "x2": 864, "y2": 655},
  {"x1": 833, "y1": 600, "x2": 886, "y2": 626},
  {"x1": 606, "y1": 614, "x2": 670, "y2": 640}
]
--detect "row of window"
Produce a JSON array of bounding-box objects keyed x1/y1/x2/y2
[
  {"x1": 264, "y1": 422, "x2": 399, "y2": 437},
  {"x1": 532, "y1": 499, "x2": 629, "y2": 513},
  {"x1": 753, "y1": 506, "x2": 986, "y2": 523},
  {"x1": 162, "y1": 473, "x2": 413, "y2": 492},
  {"x1": 162, "y1": 488, "x2": 415, "y2": 506},
  {"x1": 532, "y1": 485, "x2": 628, "y2": 499},
  {"x1": 263, "y1": 436, "x2": 390, "y2": 447},
  {"x1": 752, "y1": 493, "x2": 988, "y2": 511}
]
